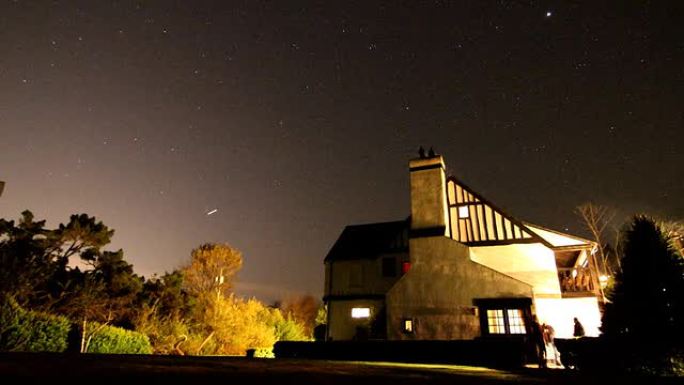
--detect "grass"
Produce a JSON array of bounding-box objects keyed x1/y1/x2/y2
[{"x1": 0, "y1": 352, "x2": 680, "y2": 385}]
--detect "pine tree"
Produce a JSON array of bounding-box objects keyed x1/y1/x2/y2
[{"x1": 602, "y1": 216, "x2": 684, "y2": 369}]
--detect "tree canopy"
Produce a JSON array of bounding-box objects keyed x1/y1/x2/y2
[{"x1": 602, "y1": 216, "x2": 684, "y2": 368}]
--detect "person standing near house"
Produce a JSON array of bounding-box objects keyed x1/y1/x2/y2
[
  {"x1": 573, "y1": 317, "x2": 585, "y2": 338},
  {"x1": 531, "y1": 316, "x2": 546, "y2": 368},
  {"x1": 543, "y1": 323, "x2": 561, "y2": 367}
]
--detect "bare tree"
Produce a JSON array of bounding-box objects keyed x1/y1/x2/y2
[
  {"x1": 575, "y1": 203, "x2": 617, "y2": 276},
  {"x1": 658, "y1": 220, "x2": 684, "y2": 257}
]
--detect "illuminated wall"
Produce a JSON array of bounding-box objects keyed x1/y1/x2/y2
[
  {"x1": 469, "y1": 243, "x2": 562, "y2": 295},
  {"x1": 534, "y1": 297, "x2": 602, "y2": 338}
]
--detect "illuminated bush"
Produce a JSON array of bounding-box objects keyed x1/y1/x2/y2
[
  {"x1": 87, "y1": 323, "x2": 153, "y2": 354},
  {"x1": 272, "y1": 312, "x2": 308, "y2": 342},
  {"x1": 0, "y1": 296, "x2": 70, "y2": 352}
]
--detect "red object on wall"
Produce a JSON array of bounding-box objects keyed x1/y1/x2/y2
[{"x1": 402, "y1": 261, "x2": 411, "y2": 274}]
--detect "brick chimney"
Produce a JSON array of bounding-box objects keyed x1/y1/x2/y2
[{"x1": 408, "y1": 153, "x2": 449, "y2": 238}]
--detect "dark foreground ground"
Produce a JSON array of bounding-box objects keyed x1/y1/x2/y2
[{"x1": 0, "y1": 353, "x2": 679, "y2": 385}]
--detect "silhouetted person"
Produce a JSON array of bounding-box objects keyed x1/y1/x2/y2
[
  {"x1": 573, "y1": 317, "x2": 585, "y2": 338},
  {"x1": 531, "y1": 316, "x2": 546, "y2": 368},
  {"x1": 543, "y1": 323, "x2": 561, "y2": 366},
  {"x1": 428, "y1": 146, "x2": 436, "y2": 157},
  {"x1": 418, "y1": 146, "x2": 426, "y2": 158}
]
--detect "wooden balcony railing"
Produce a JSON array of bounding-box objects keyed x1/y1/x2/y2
[{"x1": 558, "y1": 267, "x2": 596, "y2": 294}]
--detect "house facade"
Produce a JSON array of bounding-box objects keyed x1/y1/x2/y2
[{"x1": 324, "y1": 153, "x2": 603, "y2": 341}]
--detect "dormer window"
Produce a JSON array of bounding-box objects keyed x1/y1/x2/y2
[{"x1": 458, "y1": 206, "x2": 470, "y2": 218}]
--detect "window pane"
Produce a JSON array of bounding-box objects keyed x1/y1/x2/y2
[
  {"x1": 506, "y1": 309, "x2": 526, "y2": 334},
  {"x1": 351, "y1": 307, "x2": 370, "y2": 318},
  {"x1": 403, "y1": 319, "x2": 413, "y2": 333},
  {"x1": 487, "y1": 309, "x2": 505, "y2": 334}
]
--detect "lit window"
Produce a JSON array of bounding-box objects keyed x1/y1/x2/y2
[
  {"x1": 487, "y1": 309, "x2": 505, "y2": 334},
  {"x1": 458, "y1": 206, "x2": 470, "y2": 218},
  {"x1": 402, "y1": 319, "x2": 413, "y2": 333},
  {"x1": 351, "y1": 307, "x2": 370, "y2": 318},
  {"x1": 507, "y1": 309, "x2": 526, "y2": 334}
]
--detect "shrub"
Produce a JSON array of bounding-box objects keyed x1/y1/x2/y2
[
  {"x1": 272, "y1": 312, "x2": 309, "y2": 342},
  {"x1": 87, "y1": 323, "x2": 153, "y2": 354},
  {"x1": 0, "y1": 296, "x2": 71, "y2": 352}
]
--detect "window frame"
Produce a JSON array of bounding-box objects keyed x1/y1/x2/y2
[{"x1": 474, "y1": 298, "x2": 532, "y2": 337}]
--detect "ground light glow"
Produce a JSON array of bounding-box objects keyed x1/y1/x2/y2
[{"x1": 344, "y1": 361, "x2": 526, "y2": 380}]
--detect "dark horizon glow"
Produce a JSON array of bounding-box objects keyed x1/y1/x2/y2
[{"x1": 0, "y1": 1, "x2": 682, "y2": 303}]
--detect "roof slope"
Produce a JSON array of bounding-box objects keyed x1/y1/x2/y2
[
  {"x1": 524, "y1": 222, "x2": 594, "y2": 248},
  {"x1": 324, "y1": 219, "x2": 408, "y2": 262}
]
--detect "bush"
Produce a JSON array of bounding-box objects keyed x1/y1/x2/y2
[
  {"x1": 246, "y1": 347, "x2": 274, "y2": 358},
  {"x1": 272, "y1": 312, "x2": 309, "y2": 342},
  {"x1": 87, "y1": 323, "x2": 153, "y2": 354},
  {"x1": 0, "y1": 296, "x2": 71, "y2": 352}
]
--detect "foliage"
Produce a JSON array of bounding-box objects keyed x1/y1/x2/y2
[
  {"x1": 86, "y1": 323, "x2": 153, "y2": 354},
  {"x1": 250, "y1": 347, "x2": 274, "y2": 358},
  {"x1": 1, "y1": 211, "x2": 310, "y2": 357},
  {"x1": 50, "y1": 248, "x2": 143, "y2": 331},
  {"x1": 277, "y1": 295, "x2": 320, "y2": 338},
  {"x1": 659, "y1": 220, "x2": 684, "y2": 258},
  {"x1": 140, "y1": 270, "x2": 195, "y2": 319},
  {"x1": 182, "y1": 243, "x2": 242, "y2": 297},
  {"x1": 272, "y1": 311, "x2": 309, "y2": 342},
  {"x1": 0, "y1": 295, "x2": 71, "y2": 352},
  {"x1": 602, "y1": 216, "x2": 684, "y2": 373},
  {"x1": 194, "y1": 294, "x2": 278, "y2": 355},
  {"x1": 0, "y1": 211, "x2": 58, "y2": 303},
  {"x1": 315, "y1": 304, "x2": 327, "y2": 326}
]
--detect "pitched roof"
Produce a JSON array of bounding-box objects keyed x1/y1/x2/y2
[
  {"x1": 324, "y1": 219, "x2": 409, "y2": 262},
  {"x1": 523, "y1": 222, "x2": 594, "y2": 248}
]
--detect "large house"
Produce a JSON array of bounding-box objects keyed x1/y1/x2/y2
[{"x1": 323, "y1": 152, "x2": 603, "y2": 341}]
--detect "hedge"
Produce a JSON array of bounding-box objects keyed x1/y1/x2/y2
[
  {"x1": 87, "y1": 323, "x2": 153, "y2": 354},
  {"x1": 0, "y1": 296, "x2": 71, "y2": 352}
]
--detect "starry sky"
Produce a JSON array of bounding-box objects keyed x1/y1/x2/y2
[{"x1": 1, "y1": 1, "x2": 682, "y2": 302}]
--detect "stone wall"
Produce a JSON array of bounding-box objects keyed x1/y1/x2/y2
[{"x1": 386, "y1": 236, "x2": 534, "y2": 340}]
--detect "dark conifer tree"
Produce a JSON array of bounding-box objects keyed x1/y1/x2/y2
[{"x1": 602, "y1": 216, "x2": 684, "y2": 369}]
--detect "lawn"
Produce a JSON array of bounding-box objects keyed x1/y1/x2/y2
[{"x1": 0, "y1": 353, "x2": 678, "y2": 385}]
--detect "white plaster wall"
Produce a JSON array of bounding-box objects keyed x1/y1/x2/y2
[
  {"x1": 534, "y1": 297, "x2": 602, "y2": 338},
  {"x1": 469, "y1": 243, "x2": 562, "y2": 295}
]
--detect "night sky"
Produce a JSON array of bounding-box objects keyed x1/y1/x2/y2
[{"x1": 1, "y1": 1, "x2": 682, "y2": 302}]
